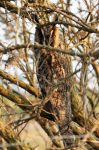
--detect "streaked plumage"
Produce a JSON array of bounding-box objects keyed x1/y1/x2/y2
[{"x1": 34, "y1": 14, "x2": 74, "y2": 146}]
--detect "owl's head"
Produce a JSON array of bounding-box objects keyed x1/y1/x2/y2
[{"x1": 35, "y1": 14, "x2": 59, "y2": 47}]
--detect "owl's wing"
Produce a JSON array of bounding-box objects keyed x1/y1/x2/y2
[{"x1": 37, "y1": 50, "x2": 74, "y2": 146}]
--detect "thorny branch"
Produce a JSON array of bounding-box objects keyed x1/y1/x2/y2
[
  {"x1": 0, "y1": 1, "x2": 99, "y2": 33},
  {"x1": 0, "y1": 0, "x2": 99, "y2": 149},
  {"x1": 0, "y1": 43, "x2": 99, "y2": 59}
]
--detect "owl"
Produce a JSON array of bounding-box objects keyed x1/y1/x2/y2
[{"x1": 34, "y1": 14, "x2": 74, "y2": 147}]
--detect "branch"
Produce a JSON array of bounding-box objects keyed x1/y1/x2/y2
[
  {"x1": 36, "y1": 117, "x2": 64, "y2": 148},
  {"x1": 2, "y1": 0, "x2": 16, "y2": 2},
  {"x1": 0, "y1": 84, "x2": 32, "y2": 110},
  {"x1": 0, "y1": 78, "x2": 54, "y2": 121},
  {"x1": 0, "y1": 114, "x2": 30, "y2": 150},
  {"x1": 28, "y1": 3, "x2": 99, "y2": 34},
  {"x1": 71, "y1": 121, "x2": 99, "y2": 149},
  {"x1": 38, "y1": 21, "x2": 98, "y2": 33},
  {"x1": 0, "y1": 43, "x2": 99, "y2": 59},
  {"x1": 0, "y1": 2, "x2": 98, "y2": 34},
  {"x1": 0, "y1": 1, "x2": 34, "y2": 20},
  {"x1": 0, "y1": 69, "x2": 42, "y2": 98}
]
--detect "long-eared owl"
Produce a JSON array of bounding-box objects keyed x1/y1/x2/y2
[{"x1": 34, "y1": 14, "x2": 74, "y2": 146}]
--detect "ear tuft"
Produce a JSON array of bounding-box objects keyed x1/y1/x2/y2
[
  {"x1": 54, "y1": 14, "x2": 58, "y2": 22},
  {"x1": 35, "y1": 14, "x2": 43, "y2": 24},
  {"x1": 52, "y1": 14, "x2": 58, "y2": 27},
  {"x1": 35, "y1": 14, "x2": 39, "y2": 23},
  {"x1": 52, "y1": 14, "x2": 58, "y2": 26}
]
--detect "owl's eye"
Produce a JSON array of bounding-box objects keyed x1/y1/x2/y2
[{"x1": 51, "y1": 35, "x2": 56, "y2": 38}]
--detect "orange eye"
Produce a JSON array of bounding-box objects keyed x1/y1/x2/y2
[{"x1": 51, "y1": 35, "x2": 56, "y2": 38}]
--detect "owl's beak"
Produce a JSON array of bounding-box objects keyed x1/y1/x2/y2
[{"x1": 45, "y1": 39, "x2": 49, "y2": 45}]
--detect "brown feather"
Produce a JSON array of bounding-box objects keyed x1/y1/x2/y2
[{"x1": 34, "y1": 14, "x2": 74, "y2": 146}]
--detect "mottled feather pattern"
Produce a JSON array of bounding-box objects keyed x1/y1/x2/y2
[{"x1": 34, "y1": 14, "x2": 74, "y2": 146}]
